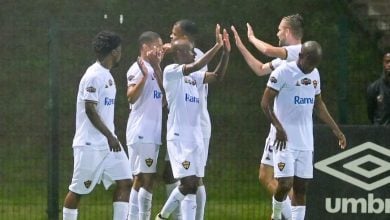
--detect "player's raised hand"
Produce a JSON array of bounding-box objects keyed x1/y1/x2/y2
[
  {"x1": 246, "y1": 23, "x2": 255, "y2": 40},
  {"x1": 215, "y1": 24, "x2": 223, "y2": 48},
  {"x1": 230, "y1": 25, "x2": 243, "y2": 46},
  {"x1": 223, "y1": 29, "x2": 231, "y2": 53},
  {"x1": 137, "y1": 57, "x2": 148, "y2": 77}
]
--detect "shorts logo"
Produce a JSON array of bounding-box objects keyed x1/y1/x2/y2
[
  {"x1": 278, "y1": 162, "x2": 286, "y2": 171},
  {"x1": 182, "y1": 160, "x2": 191, "y2": 170},
  {"x1": 315, "y1": 142, "x2": 390, "y2": 191},
  {"x1": 84, "y1": 180, "x2": 92, "y2": 189},
  {"x1": 86, "y1": 86, "x2": 96, "y2": 93},
  {"x1": 145, "y1": 158, "x2": 153, "y2": 167}
]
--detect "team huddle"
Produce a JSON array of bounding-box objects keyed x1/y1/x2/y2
[{"x1": 62, "y1": 15, "x2": 347, "y2": 220}]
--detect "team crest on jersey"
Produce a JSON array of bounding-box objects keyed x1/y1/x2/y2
[
  {"x1": 84, "y1": 180, "x2": 92, "y2": 188},
  {"x1": 145, "y1": 158, "x2": 153, "y2": 167},
  {"x1": 86, "y1": 86, "x2": 96, "y2": 93},
  {"x1": 313, "y1": 80, "x2": 318, "y2": 89},
  {"x1": 270, "y1": 76, "x2": 277, "y2": 83},
  {"x1": 182, "y1": 160, "x2": 191, "y2": 170},
  {"x1": 184, "y1": 77, "x2": 197, "y2": 86},
  {"x1": 301, "y1": 78, "x2": 312, "y2": 85},
  {"x1": 277, "y1": 162, "x2": 286, "y2": 171}
]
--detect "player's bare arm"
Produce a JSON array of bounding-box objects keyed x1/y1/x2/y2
[
  {"x1": 204, "y1": 29, "x2": 231, "y2": 84},
  {"x1": 246, "y1": 23, "x2": 288, "y2": 59},
  {"x1": 183, "y1": 24, "x2": 223, "y2": 75},
  {"x1": 85, "y1": 101, "x2": 121, "y2": 152},
  {"x1": 261, "y1": 87, "x2": 287, "y2": 150},
  {"x1": 127, "y1": 57, "x2": 148, "y2": 104},
  {"x1": 231, "y1": 25, "x2": 273, "y2": 76},
  {"x1": 314, "y1": 94, "x2": 347, "y2": 149}
]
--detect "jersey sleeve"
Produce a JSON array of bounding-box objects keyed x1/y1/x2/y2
[
  {"x1": 194, "y1": 48, "x2": 208, "y2": 72},
  {"x1": 163, "y1": 64, "x2": 184, "y2": 82},
  {"x1": 270, "y1": 58, "x2": 284, "y2": 70},
  {"x1": 284, "y1": 44, "x2": 301, "y2": 62},
  {"x1": 266, "y1": 64, "x2": 285, "y2": 92},
  {"x1": 127, "y1": 63, "x2": 143, "y2": 86},
  {"x1": 190, "y1": 70, "x2": 206, "y2": 87},
  {"x1": 81, "y1": 74, "x2": 101, "y2": 103},
  {"x1": 314, "y1": 69, "x2": 321, "y2": 95}
]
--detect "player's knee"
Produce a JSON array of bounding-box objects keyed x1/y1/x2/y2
[
  {"x1": 277, "y1": 179, "x2": 293, "y2": 194},
  {"x1": 179, "y1": 176, "x2": 198, "y2": 194}
]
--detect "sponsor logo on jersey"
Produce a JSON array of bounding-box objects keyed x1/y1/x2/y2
[
  {"x1": 84, "y1": 180, "x2": 92, "y2": 188},
  {"x1": 301, "y1": 77, "x2": 312, "y2": 85},
  {"x1": 278, "y1": 162, "x2": 286, "y2": 171},
  {"x1": 86, "y1": 86, "x2": 96, "y2": 93},
  {"x1": 184, "y1": 77, "x2": 197, "y2": 86},
  {"x1": 294, "y1": 96, "x2": 314, "y2": 104},
  {"x1": 108, "y1": 79, "x2": 113, "y2": 86},
  {"x1": 145, "y1": 158, "x2": 153, "y2": 167},
  {"x1": 154, "y1": 90, "x2": 162, "y2": 99},
  {"x1": 127, "y1": 75, "x2": 135, "y2": 81},
  {"x1": 270, "y1": 76, "x2": 278, "y2": 83},
  {"x1": 313, "y1": 80, "x2": 318, "y2": 89},
  {"x1": 185, "y1": 93, "x2": 199, "y2": 103},
  {"x1": 104, "y1": 97, "x2": 115, "y2": 106},
  {"x1": 182, "y1": 160, "x2": 191, "y2": 169}
]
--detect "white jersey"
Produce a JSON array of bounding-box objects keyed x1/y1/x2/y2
[
  {"x1": 163, "y1": 63, "x2": 205, "y2": 143},
  {"x1": 270, "y1": 44, "x2": 302, "y2": 70},
  {"x1": 72, "y1": 62, "x2": 116, "y2": 149},
  {"x1": 191, "y1": 48, "x2": 211, "y2": 138},
  {"x1": 126, "y1": 61, "x2": 163, "y2": 145},
  {"x1": 266, "y1": 61, "x2": 321, "y2": 151}
]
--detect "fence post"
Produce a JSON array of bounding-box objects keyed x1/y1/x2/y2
[{"x1": 48, "y1": 18, "x2": 60, "y2": 220}]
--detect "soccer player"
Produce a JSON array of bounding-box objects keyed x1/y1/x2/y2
[
  {"x1": 367, "y1": 51, "x2": 390, "y2": 125},
  {"x1": 155, "y1": 24, "x2": 230, "y2": 220},
  {"x1": 162, "y1": 19, "x2": 224, "y2": 220},
  {"x1": 62, "y1": 30, "x2": 132, "y2": 220},
  {"x1": 231, "y1": 14, "x2": 304, "y2": 219},
  {"x1": 261, "y1": 41, "x2": 347, "y2": 220},
  {"x1": 126, "y1": 31, "x2": 164, "y2": 220}
]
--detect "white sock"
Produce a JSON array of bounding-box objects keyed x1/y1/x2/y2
[
  {"x1": 160, "y1": 187, "x2": 185, "y2": 219},
  {"x1": 181, "y1": 194, "x2": 197, "y2": 220},
  {"x1": 282, "y1": 196, "x2": 292, "y2": 220},
  {"x1": 165, "y1": 181, "x2": 181, "y2": 220},
  {"x1": 291, "y1": 206, "x2": 306, "y2": 220},
  {"x1": 63, "y1": 207, "x2": 78, "y2": 220},
  {"x1": 129, "y1": 188, "x2": 139, "y2": 220},
  {"x1": 138, "y1": 187, "x2": 153, "y2": 220},
  {"x1": 113, "y1": 202, "x2": 129, "y2": 220},
  {"x1": 195, "y1": 185, "x2": 206, "y2": 220},
  {"x1": 272, "y1": 196, "x2": 283, "y2": 220}
]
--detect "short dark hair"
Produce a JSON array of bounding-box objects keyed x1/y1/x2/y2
[
  {"x1": 283, "y1": 14, "x2": 304, "y2": 39},
  {"x1": 92, "y1": 31, "x2": 121, "y2": 58},
  {"x1": 175, "y1": 19, "x2": 198, "y2": 38},
  {"x1": 138, "y1": 31, "x2": 161, "y2": 49}
]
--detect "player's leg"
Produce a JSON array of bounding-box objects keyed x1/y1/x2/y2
[
  {"x1": 272, "y1": 148, "x2": 295, "y2": 220},
  {"x1": 259, "y1": 137, "x2": 278, "y2": 194},
  {"x1": 63, "y1": 191, "x2": 81, "y2": 220},
  {"x1": 128, "y1": 145, "x2": 140, "y2": 219},
  {"x1": 103, "y1": 149, "x2": 133, "y2": 220},
  {"x1": 195, "y1": 137, "x2": 209, "y2": 220},
  {"x1": 180, "y1": 175, "x2": 199, "y2": 220},
  {"x1": 290, "y1": 150, "x2": 313, "y2": 220},
  {"x1": 63, "y1": 147, "x2": 105, "y2": 220},
  {"x1": 162, "y1": 152, "x2": 181, "y2": 220},
  {"x1": 137, "y1": 143, "x2": 159, "y2": 220}
]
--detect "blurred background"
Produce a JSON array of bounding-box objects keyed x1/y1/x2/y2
[{"x1": 0, "y1": 0, "x2": 388, "y2": 219}]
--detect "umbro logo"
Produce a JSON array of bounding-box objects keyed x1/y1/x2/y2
[{"x1": 315, "y1": 142, "x2": 390, "y2": 191}]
